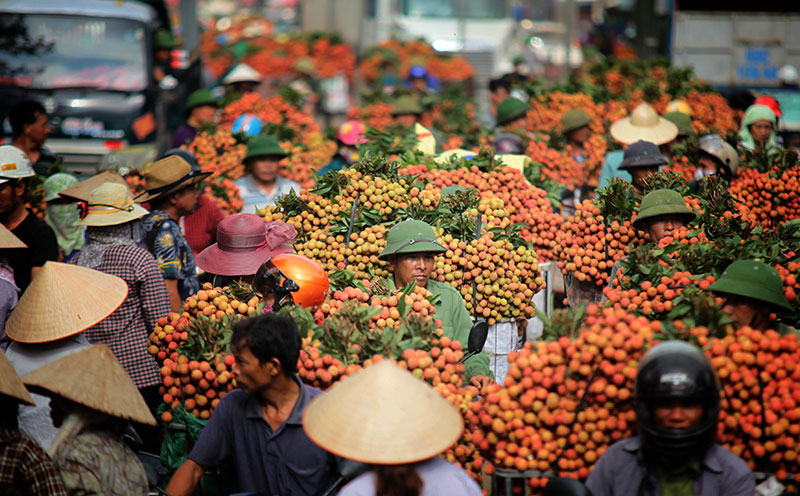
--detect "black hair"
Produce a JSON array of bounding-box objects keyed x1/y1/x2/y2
[
  {"x1": 231, "y1": 312, "x2": 301, "y2": 377},
  {"x1": 0, "y1": 394, "x2": 19, "y2": 429},
  {"x1": 488, "y1": 77, "x2": 511, "y2": 94},
  {"x1": 9, "y1": 100, "x2": 46, "y2": 138}
]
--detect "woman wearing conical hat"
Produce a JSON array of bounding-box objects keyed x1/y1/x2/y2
[
  {"x1": 0, "y1": 351, "x2": 67, "y2": 495},
  {"x1": 303, "y1": 361, "x2": 482, "y2": 496},
  {"x1": 23, "y1": 344, "x2": 154, "y2": 496},
  {"x1": 4, "y1": 262, "x2": 128, "y2": 450}
]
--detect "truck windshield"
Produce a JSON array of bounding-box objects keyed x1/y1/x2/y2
[
  {"x1": 0, "y1": 14, "x2": 147, "y2": 92},
  {"x1": 401, "y1": 0, "x2": 507, "y2": 19}
]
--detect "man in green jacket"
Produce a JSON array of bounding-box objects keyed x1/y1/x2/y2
[{"x1": 379, "y1": 219, "x2": 495, "y2": 388}]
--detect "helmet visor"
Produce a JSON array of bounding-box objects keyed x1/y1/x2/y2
[{"x1": 254, "y1": 261, "x2": 300, "y2": 307}]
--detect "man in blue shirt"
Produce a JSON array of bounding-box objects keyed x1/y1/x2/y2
[
  {"x1": 137, "y1": 155, "x2": 209, "y2": 311},
  {"x1": 165, "y1": 313, "x2": 338, "y2": 496}
]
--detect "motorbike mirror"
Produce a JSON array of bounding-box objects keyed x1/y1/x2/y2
[
  {"x1": 543, "y1": 477, "x2": 592, "y2": 496},
  {"x1": 467, "y1": 321, "x2": 489, "y2": 355}
]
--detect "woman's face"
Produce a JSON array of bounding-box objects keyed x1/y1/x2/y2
[{"x1": 749, "y1": 120, "x2": 774, "y2": 144}]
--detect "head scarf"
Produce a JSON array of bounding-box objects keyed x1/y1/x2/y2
[
  {"x1": 43, "y1": 173, "x2": 85, "y2": 257},
  {"x1": 738, "y1": 104, "x2": 777, "y2": 152},
  {"x1": 72, "y1": 221, "x2": 140, "y2": 269}
]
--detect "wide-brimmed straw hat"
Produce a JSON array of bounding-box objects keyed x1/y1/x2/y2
[
  {"x1": 6, "y1": 262, "x2": 128, "y2": 344},
  {"x1": 302, "y1": 361, "x2": 463, "y2": 464},
  {"x1": 23, "y1": 344, "x2": 156, "y2": 425},
  {"x1": 610, "y1": 103, "x2": 678, "y2": 145},
  {"x1": 135, "y1": 156, "x2": 210, "y2": 203},
  {"x1": 58, "y1": 171, "x2": 129, "y2": 203},
  {"x1": 197, "y1": 216, "x2": 296, "y2": 276},
  {"x1": 78, "y1": 183, "x2": 149, "y2": 227},
  {"x1": 0, "y1": 223, "x2": 26, "y2": 248},
  {"x1": 0, "y1": 349, "x2": 34, "y2": 405}
]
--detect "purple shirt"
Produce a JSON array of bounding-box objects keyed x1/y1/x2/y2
[
  {"x1": 585, "y1": 436, "x2": 754, "y2": 496},
  {"x1": 171, "y1": 123, "x2": 198, "y2": 148},
  {"x1": 188, "y1": 378, "x2": 337, "y2": 495}
]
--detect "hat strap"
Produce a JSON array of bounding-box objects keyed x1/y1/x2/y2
[
  {"x1": 87, "y1": 198, "x2": 136, "y2": 215},
  {"x1": 140, "y1": 171, "x2": 197, "y2": 198}
]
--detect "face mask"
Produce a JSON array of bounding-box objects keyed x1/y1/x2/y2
[{"x1": 694, "y1": 168, "x2": 715, "y2": 181}]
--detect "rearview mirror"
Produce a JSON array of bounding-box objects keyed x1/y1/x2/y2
[
  {"x1": 543, "y1": 477, "x2": 592, "y2": 496},
  {"x1": 468, "y1": 321, "x2": 489, "y2": 355}
]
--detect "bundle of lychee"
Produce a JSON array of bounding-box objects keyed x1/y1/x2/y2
[
  {"x1": 554, "y1": 180, "x2": 646, "y2": 286},
  {"x1": 403, "y1": 162, "x2": 563, "y2": 261},
  {"x1": 729, "y1": 149, "x2": 800, "y2": 227}
]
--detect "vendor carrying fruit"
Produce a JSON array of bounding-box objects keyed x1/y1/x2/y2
[
  {"x1": 378, "y1": 219, "x2": 494, "y2": 388},
  {"x1": 708, "y1": 260, "x2": 797, "y2": 335}
]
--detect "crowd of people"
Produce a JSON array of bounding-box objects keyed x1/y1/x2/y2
[{"x1": 0, "y1": 54, "x2": 794, "y2": 496}]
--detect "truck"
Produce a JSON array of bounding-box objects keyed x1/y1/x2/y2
[
  {"x1": 671, "y1": 6, "x2": 800, "y2": 130},
  {"x1": 0, "y1": 0, "x2": 201, "y2": 174}
]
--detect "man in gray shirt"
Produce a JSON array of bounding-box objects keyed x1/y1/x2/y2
[{"x1": 586, "y1": 341, "x2": 754, "y2": 496}]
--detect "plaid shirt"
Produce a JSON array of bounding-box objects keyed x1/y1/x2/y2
[
  {"x1": 71, "y1": 245, "x2": 171, "y2": 388},
  {"x1": 0, "y1": 427, "x2": 67, "y2": 496}
]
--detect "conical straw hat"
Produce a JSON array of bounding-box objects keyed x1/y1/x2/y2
[
  {"x1": 0, "y1": 223, "x2": 26, "y2": 248},
  {"x1": 0, "y1": 348, "x2": 34, "y2": 405},
  {"x1": 58, "y1": 171, "x2": 129, "y2": 203},
  {"x1": 6, "y1": 262, "x2": 128, "y2": 344},
  {"x1": 302, "y1": 361, "x2": 464, "y2": 464},
  {"x1": 23, "y1": 344, "x2": 156, "y2": 425},
  {"x1": 610, "y1": 103, "x2": 679, "y2": 145}
]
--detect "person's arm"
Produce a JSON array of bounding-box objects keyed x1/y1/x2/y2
[
  {"x1": 165, "y1": 278, "x2": 182, "y2": 312},
  {"x1": 165, "y1": 458, "x2": 205, "y2": 496},
  {"x1": 446, "y1": 290, "x2": 494, "y2": 384}
]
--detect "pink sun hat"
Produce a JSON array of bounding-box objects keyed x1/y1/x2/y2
[
  {"x1": 197, "y1": 214, "x2": 296, "y2": 277},
  {"x1": 337, "y1": 120, "x2": 367, "y2": 146}
]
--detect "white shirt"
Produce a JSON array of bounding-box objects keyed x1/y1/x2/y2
[
  {"x1": 234, "y1": 174, "x2": 301, "y2": 214},
  {"x1": 5, "y1": 334, "x2": 90, "y2": 450}
]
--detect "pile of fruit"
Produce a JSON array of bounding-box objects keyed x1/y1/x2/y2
[
  {"x1": 554, "y1": 181, "x2": 646, "y2": 287},
  {"x1": 359, "y1": 39, "x2": 475, "y2": 84},
  {"x1": 185, "y1": 93, "x2": 336, "y2": 190},
  {"x1": 729, "y1": 149, "x2": 800, "y2": 228},
  {"x1": 259, "y1": 155, "x2": 546, "y2": 323},
  {"x1": 199, "y1": 19, "x2": 356, "y2": 80}
]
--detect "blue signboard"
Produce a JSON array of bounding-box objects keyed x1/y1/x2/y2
[{"x1": 736, "y1": 47, "x2": 779, "y2": 83}]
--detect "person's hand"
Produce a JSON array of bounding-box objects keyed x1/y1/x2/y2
[{"x1": 469, "y1": 375, "x2": 495, "y2": 389}]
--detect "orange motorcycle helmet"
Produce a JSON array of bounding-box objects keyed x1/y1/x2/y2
[{"x1": 254, "y1": 253, "x2": 329, "y2": 311}]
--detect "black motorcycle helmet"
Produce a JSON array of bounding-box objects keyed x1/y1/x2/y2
[{"x1": 634, "y1": 341, "x2": 720, "y2": 458}]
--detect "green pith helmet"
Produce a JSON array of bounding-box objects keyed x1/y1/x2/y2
[
  {"x1": 379, "y1": 220, "x2": 445, "y2": 260},
  {"x1": 154, "y1": 29, "x2": 176, "y2": 50},
  {"x1": 561, "y1": 109, "x2": 593, "y2": 134},
  {"x1": 496, "y1": 97, "x2": 528, "y2": 126},
  {"x1": 293, "y1": 57, "x2": 316, "y2": 76},
  {"x1": 707, "y1": 260, "x2": 793, "y2": 311},
  {"x1": 633, "y1": 189, "x2": 696, "y2": 230},
  {"x1": 663, "y1": 111, "x2": 695, "y2": 137},
  {"x1": 391, "y1": 95, "x2": 423, "y2": 116},
  {"x1": 245, "y1": 135, "x2": 288, "y2": 160},
  {"x1": 184, "y1": 89, "x2": 218, "y2": 111}
]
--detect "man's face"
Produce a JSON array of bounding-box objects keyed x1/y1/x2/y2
[
  {"x1": 173, "y1": 185, "x2": 199, "y2": 216},
  {"x1": 750, "y1": 120, "x2": 773, "y2": 145},
  {"x1": 720, "y1": 293, "x2": 769, "y2": 328},
  {"x1": 490, "y1": 88, "x2": 509, "y2": 110},
  {"x1": 0, "y1": 181, "x2": 24, "y2": 215},
  {"x1": 191, "y1": 105, "x2": 217, "y2": 125},
  {"x1": 232, "y1": 343, "x2": 275, "y2": 394},
  {"x1": 392, "y1": 252, "x2": 435, "y2": 288},
  {"x1": 249, "y1": 156, "x2": 282, "y2": 183},
  {"x1": 697, "y1": 156, "x2": 718, "y2": 176},
  {"x1": 395, "y1": 114, "x2": 418, "y2": 128},
  {"x1": 653, "y1": 400, "x2": 704, "y2": 430},
  {"x1": 629, "y1": 167, "x2": 659, "y2": 191},
  {"x1": 566, "y1": 126, "x2": 591, "y2": 146},
  {"x1": 646, "y1": 214, "x2": 687, "y2": 243},
  {"x1": 26, "y1": 113, "x2": 50, "y2": 146}
]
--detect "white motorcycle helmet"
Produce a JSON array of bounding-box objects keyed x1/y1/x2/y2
[
  {"x1": 698, "y1": 135, "x2": 739, "y2": 177},
  {"x1": 0, "y1": 146, "x2": 34, "y2": 184}
]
